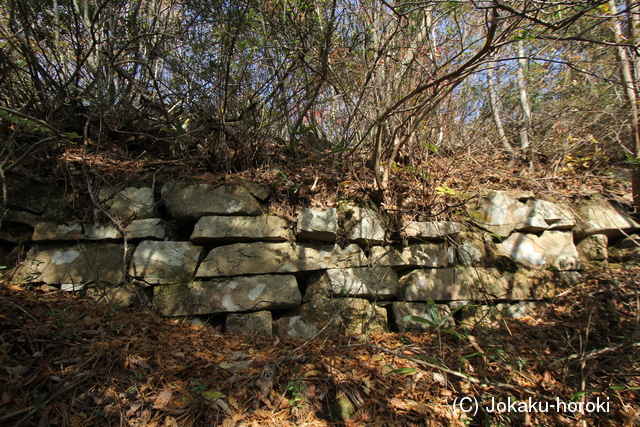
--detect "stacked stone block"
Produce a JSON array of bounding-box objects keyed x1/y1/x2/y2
[{"x1": 6, "y1": 182, "x2": 640, "y2": 339}]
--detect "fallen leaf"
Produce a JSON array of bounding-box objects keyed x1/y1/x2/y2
[{"x1": 153, "y1": 390, "x2": 172, "y2": 409}]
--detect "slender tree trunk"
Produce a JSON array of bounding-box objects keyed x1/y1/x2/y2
[
  {"x1": 487, "y1": 63, "x2": 516, "y2": 166},
  {"x1": 516, "y1": 40, "x2": 533, "y2": 166},
  {"x1": 609, "y1": 0, "x2": 640, "y2": 211}
]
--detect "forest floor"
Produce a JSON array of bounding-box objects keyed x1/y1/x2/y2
[
  {"x1": 1, "y1": 267, "x2": 639, "y2": 427},
  {"x1": 1, "y1": 142, "x2": 640, "y2": 426}
]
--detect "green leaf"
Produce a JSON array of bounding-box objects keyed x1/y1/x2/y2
[
  {"x1": 435, "y1": 185, "x2": 458, "y2": 196},
  {"x1": 413, "y1": 355, "x2": 445, "y2": 367},
  {"x1": 442, "y1": 328, "x2": 465, "y2": 340},
  {"x1": 201, "y1": 391, "x2": 224, "y2": 400},
  {"x1": 458, "y1": 352, "x2": 486, "y2": 362},
  {"x1": 389, "y1": 367, "x2": 417, "y2": 376},
  {"x1": 571, "y1": 389, "x2": 602, "y2": 400},
  {"x1": 401, "y1": 314, "x2": 436, "y2": 327},
  {"x1": 609, "y1": 384, "x2": 640, "y2": 392},
  {"x1": 423, "y1": 142, "x2": 438, "y2": 153}
]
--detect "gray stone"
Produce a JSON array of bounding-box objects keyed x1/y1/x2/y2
[
  {"x1": 391, "y1": 302, "x2": 454, "y2": 332},
  {"x1": 341, "y1": 204, "x2": 386, "y2": 245},
  {"x1": 191, "y1": 215, "x2": 292, "y2": 243},
  {"x1": 6, "y1": 175, "x2": 64, "y2": 215},
  {"x1": 614, "y1": 234, "x2": 640, "y2": 249},
  {"x1": 458, "y1": 267, "x2": 580, "y2": 301},
  {"x1": 497, "y1": 233, "x2": 549, "y2": 269},
  {"x1": 297, "y1": 208, "x2": 338, "y2": 242},
  {"x1": 32, "y1": 222, "x2": 83, "y2": 241},
  {"x1": 153, "y1": 275, "x2": 301, "y2": 316},
  {"x1": 304, "y1": 267, "x2": 398, "y2": 302},
  {"x1": 369, "y1": 244, "x2": 449, "y2": 268},
  {"x1": 449, "y1": 301, "x2": 537, "y2": 327},
  {"x1": 519, "y1": 200, "x2": 576, "y2": 231},
  {"x1": 130, "y1": 241, "x2": 202, "y2": 285},
  {"x1": 161, "y1": 182, "x2": 262, "y2": 220},
  {"x1": 500, "y1": 301, "x2": 536, "y2": 318},
  {"x1": 456, "y1": 232, "x2": 489, "y2": 266},
  {"x1": 234, "y1": 178, "x2": 272, "y2": 201},
  {"x1": 610, "y1": 234, "x2": 640, "y2": 263},
  {"x1": 469, "y1": 191, "x2": 530, "y2": 237},
  {"x1": 538, "y1": 230, "x2": 581, "y2": 270},
  {"x1": 515, "y1": 211, "x2": 549, "y2": 233},
  {"x1": 226, "y1": 311, "x2": 273, "y2": 336},
  {"x1": 403, "y1": 221, "x2": 461, "y2": 239},
  {"x1": 274, "y1": 298, "x2": 387, "y2": 339},
  {"x1": 574, "y1": 197, "x2": 640, "y2": 238},
  {"x1": 398, "y1": 268, "x2": 464, "y2": 301},
  {"x1": 84, "y1": 224, "x2": 122, "y2": 240},
  {"x1": 99, "y1": 187, "x2": 159, "y2": 219},
  {"x1": 448, "y1": 302, "x2": 496, "y2": 327},
  {"x1": 7, "y1": 210, "x2": 40, "y2": 227},
  {"x1": 12, "y1": 244, "x2": 129, "y2": 285},
  {"x1": 86, "y1": 284, "x2": 147, "y2": 308},
  {"x1": 576, "y1": 234, "x2": 608, "y2": 261},
  {"x1": 125, "y1": 218, "x2": 166, "y2": 240},
  {"x1": 398, "y1": 267, "x2": 580, "y2": 302},
  {"x1": 196, "y1": 242, "x2": 366, "y2": 277},
  {"x1": 497, "y1": 231, "x2": 580, "y2": 271},
  {"x1": 402, "y1": 243, "x2": 450, "y2": 267},
  {"x1": 368, "y1": 246, "x2": 406, "y2": 267}
]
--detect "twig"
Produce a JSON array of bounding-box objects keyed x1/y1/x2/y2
[
  {"x1": 80, "y1": 118, "x2": 129, "y2": 284},
  {"x1": 339, "y1": 343, "x2": 559, "y2": 401},
  {"x1": 547, "y1": 342, "x2": 640, "y2": 368},
  {"x1": 0, "y1": 295, "x2": 42, "y2": 325}
]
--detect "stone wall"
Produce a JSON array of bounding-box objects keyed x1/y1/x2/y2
[{"x1": 4, "y1": 179, "x2": 640, "y2": 339}]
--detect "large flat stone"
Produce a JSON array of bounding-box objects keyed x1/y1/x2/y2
[
  {"x1": 196, "y1": 242, "x2": 366, "y2": 277},
  {"x1": 576, "y1": 234, "x2": 608, "y2": 261},
  {"x1": 226, "y1": 311, "x2": 273, "y2": 336},
  {"x1": 456, "y1": 231, "x2": 490, "y2": 266},
  {"x1": 12, "y1": 244, "x2": 129, "y2": 285},
  {"x1": 403, "y1": 221, "x2": 461, "y2": 239},
  {"x1": 32, "y1": 222, "x2": 84, "y2": 241},
  {"x1": 341, "y1": 204, "x2": 386, "y2": 245},
  {"x1": 497, "y1": 233, "x2": 549, "y2": 269},
  {"x1": 369, "y1": 243, "x2": 449, "y2": 268},
  {"x1": 99, "y1": 187, "x2": 159, "y2": 219},
  {"x1": 517, "y1": 199, "x2": 575, "y2": 232},
  {"x1": 398, "y1": 267, "x2": 580, "y2": 302},
  {"x1": 497, "y1": 231, "x2": 581, "y2": 271},
  {"x1": 84, "y1": 224, "x2": 122, "y2": 240},
  {"x1": 397, "y1": 268, "x2": 461, "y2": 301},
  {"x1": 190, "y1": 215, "x2": 292, "y2": 243},
  {"x1": 297, "y1": 208, "x2": 338, "y2": 242},
  {"x1": 469, "y1": 191, "x2": 530, "y2": 237},
  {"x1": 131, "y1": 241, "x2": 202, "y2": 285},
  {"x1": 537, "y1": 230, "x2": 581, "y2": 270},
  {"x1": 125, "y1": 218, "x2": 166, "y2": 240},
  {"x1": 161, "y1": 182, "x2": 262, "y2": 220},
  {"x1": 232, "y1": 178, "x2": 272, "y2": 201},
  {"x1": 153, "y1": 274, "x2": 301, "y2": 316},
  {"x1": 303, "y1": 267, "x2": 398, "y2": 302},
  {"x1": 574, "y1": 197, "x2": 640, "y2": 237},
  {"x1": 274, "y1": 298, "x2": 387, "y2": 339}
]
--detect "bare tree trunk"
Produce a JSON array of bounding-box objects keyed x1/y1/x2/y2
[
  {"x1": 609, "y1": 0, "x2": 640, "y2": 211},
  {"x1": 516, "y1": 40, "x2": 533, "y2": 167},
  {"x1": 487, "y1": 63, "x2": 516, "y2": 166}
]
